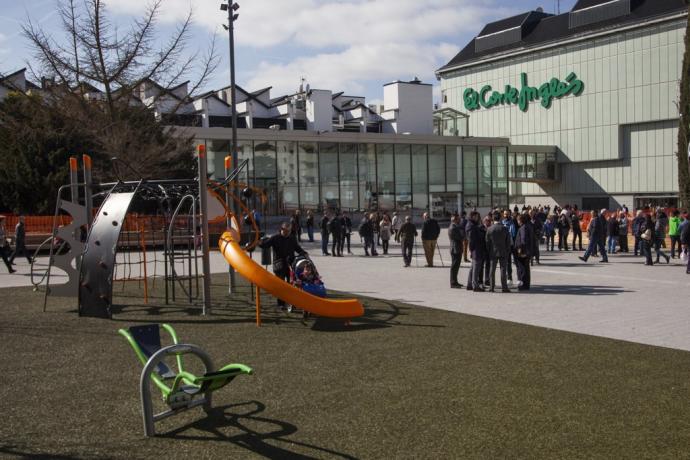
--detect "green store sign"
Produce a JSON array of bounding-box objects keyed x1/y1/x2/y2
[{"x1": 463, "y1": 72, "x2": 584, "y2": 112}]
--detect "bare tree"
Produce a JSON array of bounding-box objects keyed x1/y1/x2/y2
[{"x1": 18, "y1": 0, "x2": 219, "y2": 180}]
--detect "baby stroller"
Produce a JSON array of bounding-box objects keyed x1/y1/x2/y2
[{"x1": 285, "y1": 255, "x2": 327, "y2": 314}]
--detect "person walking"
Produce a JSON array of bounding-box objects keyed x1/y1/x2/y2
[
  {"x1": 392, "y1": 212, "x2": 401, "y2": 243},
  {"x1": 654, "y1": 210, "x2": 670, "y2": 264},
  {"x1": 259, "y1": 222, "x2": 307, "y2": 310},
  {"x1": 606, "y1": 212, "x2": 619, "y2": 255},
  {"x1": 379, "y1": 215, "x2": 392, "y2": 255},
  {"x1": 514, "y1": 213, "x2": 533, "y2": 291},
  {"x1": 329, "y1": 212, "x2": 343, "y2": 257},
  {"x1": 358, "y1": 214, "x2": 377, "y2": 256},
  {"x1": 448, "y1": 214, "x2": 465, "y2": 288},
  {"x1": 579, "y1": 209, "x2": 608, "y2": 263},
  {"x1": 669, "y1": 209, "x2": 681, "y2": 258},
  {"x1": 0, "y1": 216, "x2": 16, "y2": 273},
  {"x1": 399, "y1": 216, "x2": 417, "y2": 267},
  {"x1": 9, "y1": 215, "x2": 32, "y2": 265},
  {"x1": 639, "y1": 214, "x2": 655, "y2": 266},
  {"x1": 305, "y1": 210, "x2": 315, "y2": 242},
  {"x1": 341, "y1": 211, "x2": 353, "y2": 254},
  {"x1": 571, "y1": 210, "x2": 583, "y2": 250},
  {"x1": 466, "y1": 211, "x2": 486, "y2": 291},
  {"x1": 421, "y1": 212, "x2": 441, "y2": 267},
  {"x1": 632, "y1": 210, "x2": 645, "y2": 256},
  {"x1": 530, "y1": 210, "x2": 543, "y2": 265},
  {"x1": 320, "y1": 212, "x2": 330, "y2": 255},
  {"x1": 486, "y1": 212, "x2": 511, "y2": 292}
]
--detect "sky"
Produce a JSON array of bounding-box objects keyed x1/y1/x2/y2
[{"x1": 0, "y1": 0, "x2": 579, "y2": 106}]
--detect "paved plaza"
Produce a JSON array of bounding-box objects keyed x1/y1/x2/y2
[{"x1": 5, "y1": 231, "x2": 689, "y2": 352}]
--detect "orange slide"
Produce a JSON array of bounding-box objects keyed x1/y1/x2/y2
[{"x1": 218, "y1": 231, "x2": 364, "y2": 319}]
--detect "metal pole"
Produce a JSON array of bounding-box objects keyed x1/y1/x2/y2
[
  {"x1": 228, "y1": 6, "x2": 238, "y2": 176},
  {"x1": 69, "y1": 157, "x2": 78, "y2": 204},
  {"x1": 82, "y1": 154, "x2": 93, "y2": 226},
  {"x1": 224, "y1": 155, "x2": 236, "y2": 293},
  {"x1": 197, "y1": 145, "x2": 212, "y2": 315}
]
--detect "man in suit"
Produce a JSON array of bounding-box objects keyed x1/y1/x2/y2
[
  {"x1": 486, "y1": 212, "x2": 511, "y2": 292},
  {"x1": 466, "y1": 211, "x2": 486, "y2": 292},
  {"x1": 514, "y1": 213, "x2": 534, "y2": 291}
]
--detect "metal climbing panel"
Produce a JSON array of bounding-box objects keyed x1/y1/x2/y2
[{"x1": 78, "y1": 190, "x2": 137, "y2": 318}]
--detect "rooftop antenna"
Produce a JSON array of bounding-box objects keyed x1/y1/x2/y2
[{"x1": 299, "y1": 75, "x2": 306, "y2": 93}]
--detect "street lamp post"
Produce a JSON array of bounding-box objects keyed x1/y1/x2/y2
[{"x1": 221, "y1": 1, "x2": 240, "y2": 293}]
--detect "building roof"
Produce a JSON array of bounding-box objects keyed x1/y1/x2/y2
[
  {"x1": 438, "y1": 0, "x2": 687, "y2": 73},
  {"x1": 478, "y1": 11, "x2": 548, "y2": 37}
]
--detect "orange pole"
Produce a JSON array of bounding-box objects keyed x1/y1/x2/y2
[{"x1": 255, "y1": 285, "x2": 261, "y2": 327}]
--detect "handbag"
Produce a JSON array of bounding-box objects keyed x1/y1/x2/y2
[
  {"x1": 681, "y1": 250, "x2": 689, "y2": 263},
  {"x1": 642, "y1": 229, "x2": 652, "y2": 241}
]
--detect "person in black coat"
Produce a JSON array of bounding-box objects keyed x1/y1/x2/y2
[
  {"x1": 329, "y1": 213, "x2": 343, "y2": 257},
  {"x1": 9, "y1": 215, "x2": 32, "y2": 265},
  {"x1": 557, "y1": 212, "x2": 570, "y2": 251},
  {"x1": 579, "y1": 209, "x2": 608, "y2": 263},
  {"x1": 514, "y1": 213, "x2": 533, "y2": 291},
  {"x1": 606, "y1": 213, "x2": 619, "y2": 254},
  {"x1": 466, "y1": 211, "x2": 486, "y2": 291},
  {"x1": 631, "y1": 210, "x2": 645, "y2": 256},
  {"x1": 486, "y1": 212, "x2": 511, "y2": 292},
  {"x1": 341, "y1": 211, "x2": 353, "y2": 254},
  {"x1": 448, "y1": 214, "x2": 464, "y2": 288},
  {"x1": 358, "y1": 214, "x2": 377, "y2": 256},
  {"x1": 571, "y1": 210, "x2": 583, "y2": 251},
  {"x1": 320, "y1": 212, "x2": 330, "y2": 255},
  {"x1": 259, "y1": 222, "x2": 307, "y2": 308}
]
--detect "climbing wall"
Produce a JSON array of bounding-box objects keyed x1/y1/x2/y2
[{"x1": 78, "y1": 192, "x2": 136, "y2": 318}]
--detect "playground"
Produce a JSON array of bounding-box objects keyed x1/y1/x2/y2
[{"x1": 2, "y1": 152, "x2": 690, "y2": 458}]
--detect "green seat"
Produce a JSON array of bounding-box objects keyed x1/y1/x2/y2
[{"x1": 119, "y1": 323, "x2": 252, "y2": 436}]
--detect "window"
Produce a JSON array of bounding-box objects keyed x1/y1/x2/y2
[
  {"x1": 339, "y1": 143, "x2": 358, "y2": 211},
  {"x1": 358, "y1": 144, "x2": 376, "y2": 210},
  {"x1": 298, "y1": 141, "x2": 319, "y2": 207},
  {"x1": 446, "y1": 145, "x2": 462, "y2": 192},
  {"x1": 394, "y1": 144, "x2": 411, "y2": 210},
  {"x1": 463, "y1": 146, "x2": 478, "y2": 206},
  {"x1": 429, "y1": 145, "x2": 445, "y2": 192},
  {"x1": 319, "y1": 142, "x2": 339, "y2": 206},
  {"x1": 277, "y1": 141, "x2": 298, "y2": 211},
  {"x1": 254, "y1": 141, "x2": 276, "y2": 179},
  {"x1": 411, "y1": 145, "x2": 428, "y2": 211},
  {"x1": 478, "y1": 147, "x2": 492, "y2": 207},
  {"x1": 376, "y1": 144, "x2": 395, "y2": 210}
]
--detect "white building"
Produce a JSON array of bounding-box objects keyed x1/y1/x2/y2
[{"x1": 437, "y1": 0, "x2": 688, "y2": 209}]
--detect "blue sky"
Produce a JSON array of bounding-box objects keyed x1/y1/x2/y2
[{"x1": 0, "y1": 0, "x2": 578, "y2": 105}]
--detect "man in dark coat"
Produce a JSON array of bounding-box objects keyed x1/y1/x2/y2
[
  {"x1": 460, "y1": 211, "x2": 470, "y2": 263},
  {"x1": 571, "y1": 210, "x2": 583, "y2": 251},
  {"x1": 259, "y1": 222, "x2": 307, "y2": 309},
  {"x1": 399, "y1": 216, "x2": 417, "y2": 267},
  {"x1": 466, "y1": 211, "x2": 486, "y2": 291},
  {"x1": 329, "y1": 212, "x2": 343, "y2": 257},
  {"x1": 631, "y1": 210, "x2": 645, "y2": 256},
  {"x1": 10, "y1": 215, "x2": 32, "y2": 265},
  {"x1": 579, "y1": 209, "x2": 608, "y2": 263},
  {"x1": 448, "y1": 214, "x2": 464, "y2": 288},
  {"x1": 486, "y1": 212, "x2": 511, "y2": 292},
  {"x1": 341, "y1": 211, "x2": 353, "y2": 254},
  {"x1": 421, "y1": 212, "x2": 441, "y2": 267},
  {"x1": 557, "y1": 212, "x2": 570, "y2": 251},
  {"x1": 320, "y1": 212, "x2": 330, "y2": 255},
  {"x1": 358, "y1": 214, "x2": 377, "y2": 256},
  {"x1": 514, "y1": 213, "x2": 533, "y2": 291}
]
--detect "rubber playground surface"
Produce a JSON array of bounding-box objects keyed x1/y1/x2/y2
[{"x1": 2, "y1": 274, "x2": 690, "y2": 459}]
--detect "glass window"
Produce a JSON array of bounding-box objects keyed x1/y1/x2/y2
[
  {"x1": 358, "y1": 144, "x2": 376, "y2": 210},
  {"x1": 462, "y1": 146, "x2": 478, "y2": 207},
  {"x1": 319, "y1": 142, "x2": 339, "y2": 207},
  {"x1": 535, "y1": 153, "x2": 547, "y2": 178},
  {"x1": 376, "y1": 144, "x2": 395, "y2": 211},
  {"x1": 394, "y1": 144, "x2": 411, "y2": 210},
  {"x1": 206, "y1": 139, "x2": 229, "y2": 180},
  {"x1": 339, "y1": 143, "x2": 358, "y2": 211},
  {"x1": 429, "y1": 145, "x2": 445, "y2": 192},
  {"x1": 298, "y1": 141, "x2": 319, "y2": 207},
  {"x1": 515, "y1": 153, "x2": 525, "y2": 179},
  {"x1": 526, "y1": 153, "x2": 536, "y2": 179},
  {"x1": 446, "y1": 145, "x2": 462, "y2": 192},
  {"x1": 411, "y1": 145, "x2": 428, "y2": 211},
  {"x1": 236, "y1": 140, "x2": 254, "y2": 183},
  {"x1": 478, "y1": 146, "x2": 492, "y2": 207},
  {"x1": 254, "y1": 141, "x2": 276, "y2": 179},
  {"x1": 277, "y1": 141, "x2": 298, "y2": 212},
  {"x1": 492, "y1": 147, "x2": 508, "y2": 208}
]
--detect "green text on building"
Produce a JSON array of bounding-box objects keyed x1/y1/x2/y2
[{"x1": 463, "y1": 72, "x2": 584, "y2": 112}]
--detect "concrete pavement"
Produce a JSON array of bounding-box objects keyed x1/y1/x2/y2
[{"x1": 3, "y1": 230, "x2": 689, "y2": 351}]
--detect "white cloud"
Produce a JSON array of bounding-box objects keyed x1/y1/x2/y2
[{"x1": 107, "y1": 0, "x2": 518, "y2": 97}]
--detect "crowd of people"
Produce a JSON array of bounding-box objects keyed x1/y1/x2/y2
[{"x1": 271, "y1": 204, "x2": 690, "y2": 296}]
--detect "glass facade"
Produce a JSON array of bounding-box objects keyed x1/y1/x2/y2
[{"x1": 202, "y1": 138, "x2": 510, "y2": 215}]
